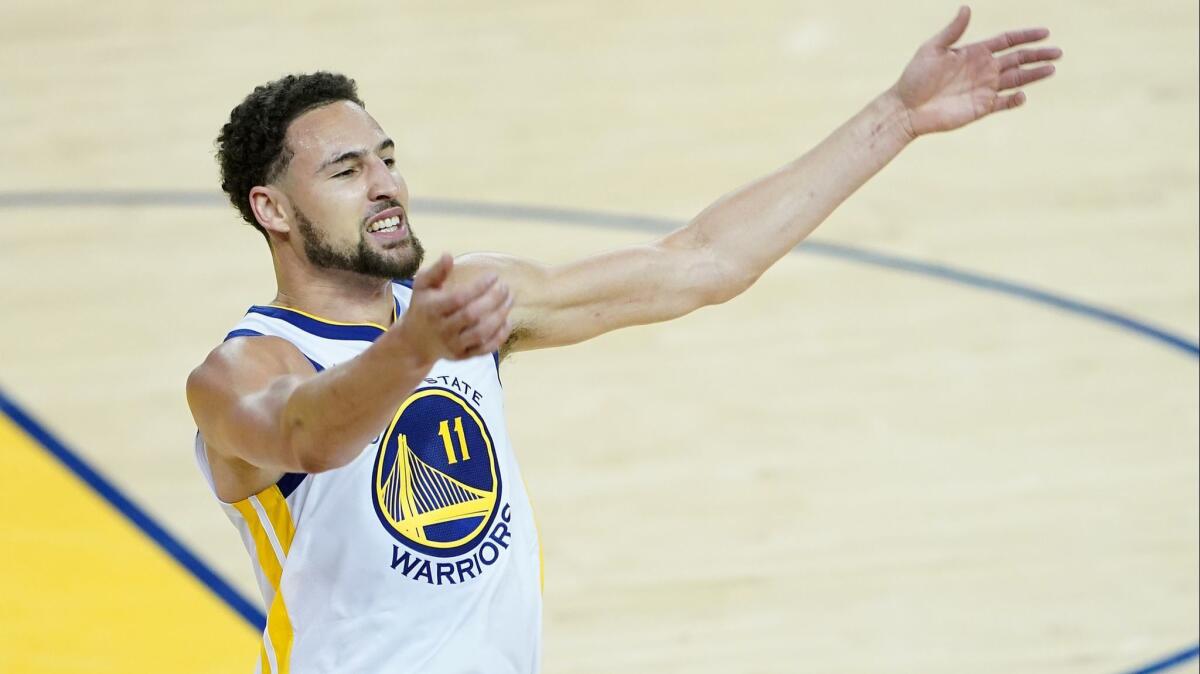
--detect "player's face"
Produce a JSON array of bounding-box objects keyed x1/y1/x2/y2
[{"x1": 278, "y1": 101, "x2": 423, "y2": 280}]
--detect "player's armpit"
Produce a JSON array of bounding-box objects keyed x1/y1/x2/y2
[{"x1": 186, "y1": 335, "x2": 318, "y2": 482}]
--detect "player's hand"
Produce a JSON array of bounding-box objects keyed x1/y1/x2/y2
[
  {"x1": 889, "y1": 6, "x2": 1062, "y2": 138},
  {"x1": 397, "y1": 253, "x2": 514, "y2": 363}
]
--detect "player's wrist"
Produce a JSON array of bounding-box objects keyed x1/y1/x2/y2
[
  {"x1": 878, "y1": 87, "x2": 919, "y2": 144},
  {"x1": 383, "y1": 318, "x2": 441, "y2": 373}
]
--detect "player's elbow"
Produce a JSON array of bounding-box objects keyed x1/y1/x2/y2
[
  {"x1": 285, "y1": 422, "x2": 354, "y2": 475},
  {"x1": 290, "y1": 440, "x2": 351, "y2": 475},
  {"x1": 667, "y1": 228, "x2": 763, "y2": 306},
  {"x1": 278, "y1": 406, "x2": 355, "y2": 474},
  {"x1": 290, "y1": 434, "x2": 328, "y2": 474},
  {"x1": 265, "y1": 374, "x2": 359, "y2": 474},
  {"x1": 701, "y1": 261, "x2": 760, "y2": 306},
  {"x1": 294, "y1": 451, "x2": 343, "y2": 475}
]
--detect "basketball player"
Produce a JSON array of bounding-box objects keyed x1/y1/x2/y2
[{"x1": 187, "y1": 7, "x2": 1060, "y2": 673}]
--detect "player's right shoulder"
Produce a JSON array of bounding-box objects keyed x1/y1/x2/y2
[
  {"x1": 185, "y1": 335, "x2": 317, "y2": 446},
  {"x1": 187, "y1": 335, "x2": 316, "y2": 500},
  {"x1": 188, "y1": 333, "x2": 314, "y2": 400}
]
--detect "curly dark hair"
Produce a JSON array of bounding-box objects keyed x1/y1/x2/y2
[{"x1": 216, "y1": 72, "x2": 364, "y2": 238}]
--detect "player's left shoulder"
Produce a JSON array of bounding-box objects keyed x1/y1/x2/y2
[{"x1": 450, "y1": 252, "x2": 544, "y2": 292}]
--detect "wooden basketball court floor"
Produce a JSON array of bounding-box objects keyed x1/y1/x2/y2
[{"x1": 1, "y1": 1, "x2": 1196, "y2": 672}]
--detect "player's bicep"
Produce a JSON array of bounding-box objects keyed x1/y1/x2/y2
[
  {"x1": 458, "y1": 234, "x2": 725, "y2": 353},
  {"x1": 186, "y1": 336, "x2": 317, "y2": 472}
]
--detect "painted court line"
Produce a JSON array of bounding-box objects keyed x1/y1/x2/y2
[
  {"x1": 3, "y1": 189, "x2": 1197, "y2": 357},
  {"x1": 1124, "y1": 645, "x2": 1200, "y2": 674},
  {"x1": 1, "y1": 190, "x2": 1196, "y2": 671},
  {"x1": 0, "y1": 386, "x2": 267, "y2": 631}
]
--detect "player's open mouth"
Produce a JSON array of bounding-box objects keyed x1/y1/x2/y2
[
  {"x1": 365, "y1": 208, "x2": 408, "y2": 243},
  {"x1": 367, "y1": 215, "x2": 403, "y2": 234}
]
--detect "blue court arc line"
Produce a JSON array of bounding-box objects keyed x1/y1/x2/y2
[
  {"x1": 2, "y1": 189, "x2": 1197, "y2": 357},
  {"x1": 0, "y1": 190, "x2": 1197, "y2": 671},
  {"x1": 1124, "y1": 645, "x2": 1200, "y2": 674},
  {"x1": 0, "y1": 386, "x2": 268, "y2": 631},
  {"x1": 418, "y1": 197, "x2": 1199, "y2": 358}
]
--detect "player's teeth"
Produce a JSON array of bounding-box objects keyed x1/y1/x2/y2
[{"x1": 369, "y1": 216, "x2": 401, "y2": 233}]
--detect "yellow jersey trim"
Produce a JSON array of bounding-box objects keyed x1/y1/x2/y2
[
  {"x1": 265, "y1": 303, "x2": 397, "y2": 331},
  {"x1": 233, "y1": 485, "x2": 296, "y2": 674}
]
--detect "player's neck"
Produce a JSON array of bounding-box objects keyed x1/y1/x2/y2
[{"x1": 271, "y1": 262, "x2": 396, "y2": 328}]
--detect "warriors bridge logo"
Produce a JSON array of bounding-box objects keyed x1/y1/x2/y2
[{"x1": 372, "y1": 386, "x2": 512, "y2": 584}]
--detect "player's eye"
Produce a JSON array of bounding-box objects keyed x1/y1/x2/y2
[
  {"x1": 383, "y1": 158, "x2": 396, "y2": 168},
  {"x1": 333, "y1": 167, "x2": 357, "y2": 178}
]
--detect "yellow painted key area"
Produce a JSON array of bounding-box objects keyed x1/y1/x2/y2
[{"x1": 0, "y1": 413, "x2": 259, "y2": 674}]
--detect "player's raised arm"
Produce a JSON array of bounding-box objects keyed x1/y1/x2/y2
[
  {"x1": 186, "y1": 254, "x2": 512, "y2": 495},
  {"x1": 463, "y1": 7, "x2": 1061, "y2": 354}
]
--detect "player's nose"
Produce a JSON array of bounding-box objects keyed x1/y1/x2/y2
[{"x1": 367, "y1": 157, "x2": 404, "y2": 202}]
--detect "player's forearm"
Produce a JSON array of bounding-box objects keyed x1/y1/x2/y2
[
  {"x1": 683, "y1": 88, "x2": 914, "y2": 301},
  {"x1": 279, "y1": 325, "x2": 434, "y2": 473}
]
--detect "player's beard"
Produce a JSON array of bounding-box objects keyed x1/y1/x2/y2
[{"x1": 295, "y1": 205, "x2": 424, "y2": 281}]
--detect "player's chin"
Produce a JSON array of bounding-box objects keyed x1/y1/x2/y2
[{"x1": 381, "y1": 238, "x2": 421, "y2": 264}]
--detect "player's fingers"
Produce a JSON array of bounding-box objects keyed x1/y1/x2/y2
[
  {"x1": 437, "y1": 274, "x2": 499, "y2": 319},
  {"x1": 927, "y1": 6, "x2": 971, "y2": 49},
  {"x1": 424, "y1": 277, "x2": 490, "y2": 323},
  {"x1": 479, "y1": 318, "x2": 514, "y2": 355},
  {"x1": 998, "y1": 64, "x2": 1055, "y2": 91},
  {"x1": 413, "y1": 253, "x2": 453, "y2": 291},
  {"x1": 423, "y1": 281, "x2": 474, "y2": 318},
  {"x1": 994, "y1": 90, "x2": 1027, "y2": 112},
  {"x1": 980, "y1": 27, "x2": 1050, "y2": 53},
  {"x1": 460, "y1": 315, "x2": 513, "y2": 360},
  {"x1": 997, "y1": 46, "x2": 1062, "y2": 71},
  {"x1": 441, "y1": 279, "x2": 506, "y2": 335},
  {"x1": 460, "y1": 273, "x2": 502, "y2": 305},
  {"x1": 460, "y1": 279, "x2": 510, "y2": 320},
  {"x1": 455, "y1": 290, "x2": 513, "y2": 349}
]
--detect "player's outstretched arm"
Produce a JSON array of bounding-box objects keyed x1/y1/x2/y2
[
  {"x1": 187, "y1": 254, "x2": 512, "y2": 500},
  {"x1": 463, "y1": 6, "x2": 1060, "y2": 354}
]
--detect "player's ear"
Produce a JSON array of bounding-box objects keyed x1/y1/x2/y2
[{"x1": 249, "y1": 185, "x2": 291, "y2": 236}]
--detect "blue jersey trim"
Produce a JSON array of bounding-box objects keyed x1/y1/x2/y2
[
  {"x1": 225, "y1": 328, "x2": 326, "y2": 374},
  {"x1": 394, "y1": 278, "x2": 414, "y2": 289},
  {"x1": 276, "y1": 472, "x2": 308, "y2": 498},
  {"x1": 247, "y1": 306, "x2": 385, "y2": 342},
  {"x1": 224, "y1": 328, "x2": 264, "y2": 341}
]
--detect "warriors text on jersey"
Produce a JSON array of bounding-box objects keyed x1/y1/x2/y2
[{"x1": 195, "y1": 280, "x2": 543, "y2": 674}]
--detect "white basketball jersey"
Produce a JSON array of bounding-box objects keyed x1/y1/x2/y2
[{"x1": 195, "y1": 280, "x2": 543, "y2": 674}]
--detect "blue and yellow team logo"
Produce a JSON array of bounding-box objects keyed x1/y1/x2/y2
[{"x1": 372, "y1": 387, "x2": 502, "y2": 557}]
